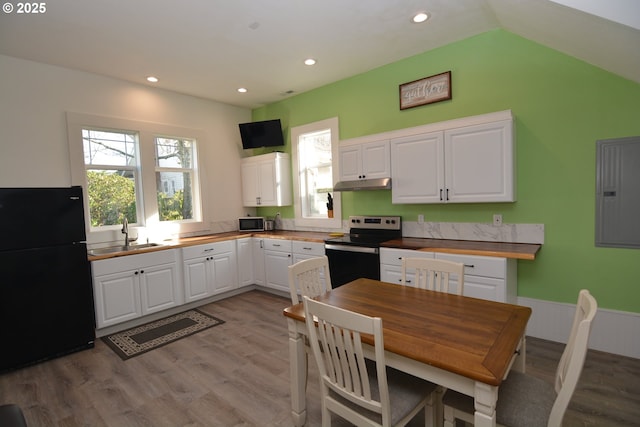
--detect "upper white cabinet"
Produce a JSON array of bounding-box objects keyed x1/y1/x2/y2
[
  {"x1": 338, "y1": 140, "x2": 390, "y2": 182},
  {"x1": 443, "y1": 119, "x2": 514, "y2": 203},
  {"x1": 391, "y1": 131, "x2": 444, "y2": 204},
  {"x1": 387, "y1": 110, "x2": 515, "y2": 204},
  {"x1": 241, "y1": 152, "x2": 292, "y2": 207}
]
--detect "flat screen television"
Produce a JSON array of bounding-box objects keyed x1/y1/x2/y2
[{"x1": 239, "y1": 119, "x2": 284, "y2": 149}]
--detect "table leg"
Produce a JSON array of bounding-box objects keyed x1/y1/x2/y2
[
  {"x1": 513, "y1": 336, "x2": 527, "y2": 373},
  {"x1": 288, "y1": 318, "x2": 307, "y2": 427},
  {"x1": 474, "y1": 382, "x2": 498, "y2": 427}
]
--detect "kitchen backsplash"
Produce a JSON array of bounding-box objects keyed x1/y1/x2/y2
[{"x1": 206, "y1": 218, "x2": 544, "y2": 244}]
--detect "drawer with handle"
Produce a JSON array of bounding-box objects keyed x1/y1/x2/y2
[{"x1": 263, "y1": 238, "x2": 292, "y2": 253}]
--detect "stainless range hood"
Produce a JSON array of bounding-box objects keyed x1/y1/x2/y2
[{"x1": 333, "y1": 177, "x2": 391, "y2": 191}]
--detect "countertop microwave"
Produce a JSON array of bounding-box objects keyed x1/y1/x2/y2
[{"x1": 238, "y1": 217, "x2": 265, "y2": 232}]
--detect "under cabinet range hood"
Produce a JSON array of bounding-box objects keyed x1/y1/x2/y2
[{"x1": 333, "y1": 177, "x2": 391, "y2": 191}]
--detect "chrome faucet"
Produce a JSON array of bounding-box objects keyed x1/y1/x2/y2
[{"x1": 121, "y1": 217, "x2": 129, "y2": 248}]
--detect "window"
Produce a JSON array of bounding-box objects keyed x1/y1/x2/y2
[
  {"x1": 291, "y1": 117, "x2": 341, "y2": 228},
  {"x1": 67, "y1": 113, "x2": 205, "y2": 237},
  {"x1": 82, "y1": 129, "x2": 141, "y2": 227},
  {"x1": 155, "y1": 137, "x2": 198, "y2": 222}
]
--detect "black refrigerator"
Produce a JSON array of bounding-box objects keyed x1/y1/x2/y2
[{"x1": 0, "y1": 186, "x2": 96, "y2": 373}]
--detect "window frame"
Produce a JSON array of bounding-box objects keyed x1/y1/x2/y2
[
  {"x1": 291, "y1": 117, "x2": 342, "y2": 229},
  {"x1": 67, "y1": 112, "x2": 207, "y2": 240},
  {"x1": 154, "y1": 135, "x2": 201, "y2": 223}
]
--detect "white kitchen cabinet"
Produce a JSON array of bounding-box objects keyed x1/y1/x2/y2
[
  {"x1": 241, "y1": 152, "x2": 292, "y2": 207},
  {"x1": 444, "y1": 119, "x2": 514, "y2": 203},
  {"x1": 435, "y1": 253, "x2": 517, "y2": 303},
  {"x1": 391, "y1": 112, "x2": 514, "y2": 204},
  {"x1": 291, "y1": 240, "x2": 327, "y2": 294},
  {"x1": 391, "y1": 131, "x2": 444, "y2": 204},
  {"x1": 263, "y1": 238, "x2": 292, "y2": 293},
  {"x1": 92, "y1": 249, "x2": 181, "y2": 328},
  {"x1": 236, "y1": 237, "x2": 254, "y2": 288},
  {"x1": 379, "y1": 248, "x2": 434, "y2": 285},
  {"x1": 338, "y1": 140, "x2": 390, "y2": 182},
  {"x1": 380, "y1": 248, "x2": 516, "y2": 303},
  {"x1": 182, "y1": 240, "x2": 237, "y2": 303},
  {"x1": 252, "y1": 238, "x2": 266, "y2": 286}
]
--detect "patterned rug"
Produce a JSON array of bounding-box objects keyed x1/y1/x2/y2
[{"x1": 102, "y1": 309, "x2": 224, "y2": 360}]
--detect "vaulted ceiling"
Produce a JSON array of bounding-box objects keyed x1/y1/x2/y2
[{"x1": 0, "y1": 0, "x2": 638, "y2": 108}]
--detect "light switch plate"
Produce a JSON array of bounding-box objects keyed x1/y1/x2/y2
[{"x1": 493, "y1": 214, "x2": 503, "y2": 226}]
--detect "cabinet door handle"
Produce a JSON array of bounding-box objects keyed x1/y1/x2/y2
[
  {"x1": 140, "y1": 270, "x2": 144, "y2": 274},
  {"x1": 288, "y1": 254, "x2": 291, "y2": 257},
  {"x1": 464, "y1": 264, "x2": 475, "y2": 268},
  {"x1": 439, "y1": 189, "x2": 443, "y2": 201},
  {"x1": 273, "y1": 243, "x2": 281, "y2": 247},
  {"x1": 204, "y1": 248, "x2": 214, "y2": 252},
  {"x1": 134, "y1": 271, "x2": 139, "y2": 275},
  {"x1": 303, "y1": 247, "x2": 312, "y2": 250},
  {"x1": 446, "y1": 188, "x2": 449, "y2": 201}
]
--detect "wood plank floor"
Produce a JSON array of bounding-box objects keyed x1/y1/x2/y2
[{"x1": 1, "y1": 290, "x2": 638, "y2": 426}]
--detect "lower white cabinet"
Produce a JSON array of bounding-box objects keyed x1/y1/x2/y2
[
  {"x1": 379, "y1": 247, "x2": 516, "y2": 303},
  {"x1": 236, "y1": 237, "x2": 254, "y2": 288},
  {"x1": 380, "y1": 248, "x2": 434, "y2": 286},
  {"x1": 92, "y1": 249, "x2": 181, "y2": 329},
  {"x1": 435, "y1": 253, "x2": 516, "y2": 303},
  {"x1": 263, "y1": 238, "x2": 292, "y2": 293},
  {"x1": 252, "y1": 238, "x2": 266, "y2": 286},
  {"x1": 182, "y1": 240, "x2": 237, "y2": 303}
]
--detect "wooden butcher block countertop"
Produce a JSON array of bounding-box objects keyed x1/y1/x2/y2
[
  {"x1": 88, "y1": 230, "x2": 329, "y2": 261},
  {"x1": 381, "y1": 238, "x2": 541, "y2": 260},
  {"x1": 89, "y1": 231, "x2": 541, "y2": 261}
]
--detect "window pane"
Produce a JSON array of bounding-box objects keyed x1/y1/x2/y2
[
  {"x1": 156, "y1": 171, "x2": 193, "y2": 221},
  {"x1": 83, "y1": 129, "x2": 136, "y2": 166},
  {"x1": 86, "y1": 170, "x2": 137, "y2": 227},
  {"x1": 156, "y1": 138, "x2": 193, "y2": 168},
  {"x1": 299, "y1": 129, "x2": 332, "y2": 218}
]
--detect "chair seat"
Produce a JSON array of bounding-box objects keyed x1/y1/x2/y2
[
  {"x1": 331, "y1": 359, "x2": 438, "y2": 425},
  {"x1": 442, "y1": 371, "x2": 556, "y2": 427}
]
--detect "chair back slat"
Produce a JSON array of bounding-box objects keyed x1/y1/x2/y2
[
  {"x1": 304, "y1": 297, "x2": 387, "y2": 417},
  {"x1": 401, "y1": 258, "x2": 465, "y2": 295},
  {"x1": 288, "y1": 256, "x2": 332, "y2": 304}
]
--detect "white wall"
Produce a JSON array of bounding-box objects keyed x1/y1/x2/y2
[{"x1": 0, "y1": 54, "x2": 252, "y2": 235}]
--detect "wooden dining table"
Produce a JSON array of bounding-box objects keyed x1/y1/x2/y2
[{"x1": 283, "y1": 278, "x2": 532, "y2": 427}]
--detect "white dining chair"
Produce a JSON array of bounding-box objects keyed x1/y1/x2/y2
[
  {"x1": 303, "y1": 296, "x2": 439, "y2": 427},
  {"x1": 401, "y1": 257, "x2": 465, "y2": 295},
  {"x1": 442, "y1": 289, "x2": 598, "y2": 427},
  {"x1": 288, "y1": 255, "x2": 332, "y2": 305}
]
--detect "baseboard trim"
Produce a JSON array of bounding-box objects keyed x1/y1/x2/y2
[{"x1": 517, "y1": 296, "x2": 640, "y2": 359}]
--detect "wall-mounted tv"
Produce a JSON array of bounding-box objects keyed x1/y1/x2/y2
[{"x1": 239, "y1": 119, "x2": 284, "y2": 149}]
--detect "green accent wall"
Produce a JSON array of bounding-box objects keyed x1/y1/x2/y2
[{"x1": 253, "y1": 29, "x2": 640, "y2": 313}]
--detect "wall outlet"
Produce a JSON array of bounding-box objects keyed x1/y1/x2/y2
[
  {"x1": 493, "y1": 214, "x2": 503, "y2": 226},
  {"x1": 418, "y1": 214, "x2": 424, "y2": 224}
]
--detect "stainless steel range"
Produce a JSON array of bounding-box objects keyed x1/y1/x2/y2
[{"x1": 324, "y1": 215, "x2": 401, "y2": 287}]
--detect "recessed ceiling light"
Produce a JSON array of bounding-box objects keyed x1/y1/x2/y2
[
  {"x1": 237, "y1": 87, "x2": 248, "y2": 93},
  {"x1": 412, "y1": 12, "x2": 429, "y2": 23},
  {"x1": 146, "y1": 76, "x2": 159, "y2": 83},
  {"x1": 304, "y1": 58, "x2": 316, "y2": 66}
]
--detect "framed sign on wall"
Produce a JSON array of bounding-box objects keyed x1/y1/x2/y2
[{"x1": 399, "y1": 71, "x2": 451, "y2": 110}]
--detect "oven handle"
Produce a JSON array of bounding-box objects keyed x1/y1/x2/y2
[{"x1": 325, "y1": 244, "x2": 379, "y2": 254}]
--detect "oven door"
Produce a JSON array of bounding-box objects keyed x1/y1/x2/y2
[{"x1": 324, "y1": 243, "x2": 380, "y2": 288}]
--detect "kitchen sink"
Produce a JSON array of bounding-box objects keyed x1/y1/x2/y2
[{"x1": 88, "y1": 242, "x2": 163, "y2": 256}]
